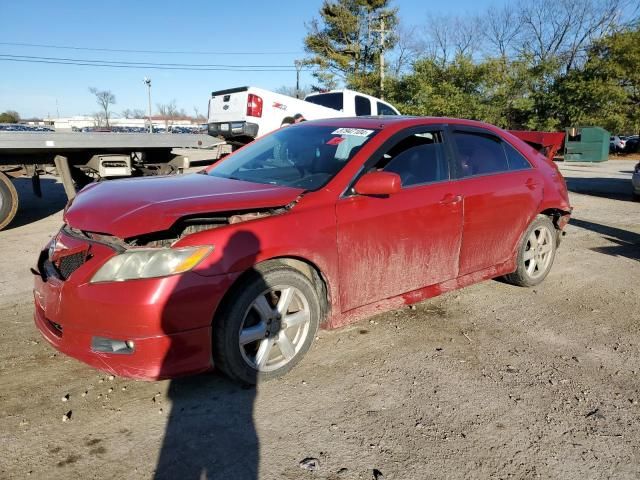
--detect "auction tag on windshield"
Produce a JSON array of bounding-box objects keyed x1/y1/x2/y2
[{"x1": 331, "y1": 128, "x2": 374, "y2": 137}]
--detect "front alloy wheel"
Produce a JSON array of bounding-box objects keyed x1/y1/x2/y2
[
  {"x1": 214, "y1": 263, "x2": 321, "y2": 384},
  {"x1": 239, "y1": 285, "x2": 312, "y2": 372}
]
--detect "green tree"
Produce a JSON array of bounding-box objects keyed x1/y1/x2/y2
[
  {"x1": 554, "y1": 26, "x2": 640, "y2": 133},
  {"x1": 0, "y1": 110, "x2": 20, "y2": 123},
  {"x1": 304, "y1": 0, "x2": 398, "y2": 95},
  {"x1": 387, "y1": 55, "x2": 491, "y2": 120}
]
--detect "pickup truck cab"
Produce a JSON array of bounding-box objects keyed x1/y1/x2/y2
[{"x1": 207, "y1": 86, "x2": 399, "y2": 144}]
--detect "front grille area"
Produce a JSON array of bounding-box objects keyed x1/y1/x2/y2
[{"x1": 58, "y1": 252, "x2": 88, "y2": 280}]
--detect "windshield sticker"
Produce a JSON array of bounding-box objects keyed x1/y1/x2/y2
[
  {"x1": 326, "y1": 136, "x2": 345, "y2": 145},
  {"x1": 331, "y1": 128, "x2": 374, "y2": 137}
]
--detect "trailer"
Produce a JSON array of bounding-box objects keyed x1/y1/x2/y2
[
  {"x1": 0, "y1": 131, "x2": 231, "y2": 230},
  {"x1": 508, "y1": 130, "x2": 566, "y2": 163}
]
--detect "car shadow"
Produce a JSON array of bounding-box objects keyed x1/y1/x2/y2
[
  {"x1": 570, "y1": 218, "x2": 640, "y2": 261},
  {"x1": 4, "y1": 177, "x2": 67, "y2": 230},
  {"x1": 155, "y1": 230, "x2": 261, "y2": 480},
  {"x1": 564, "y1": 176, "x2": 635, "y2": 202}
]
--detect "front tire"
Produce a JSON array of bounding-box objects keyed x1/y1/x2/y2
[
  {"x1": 213, "y1": 263, "x2": 321, "y2": 384},
  {"x1": 504, "y1": 215, "x2": 557, "y2": 287},
  {"x1": 0, "y1": 172, "x2": 18, "y2": 230}
]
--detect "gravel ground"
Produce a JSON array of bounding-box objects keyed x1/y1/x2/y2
[{"x1": 0, "y1": 159, "x2": 638, "y2": 480}]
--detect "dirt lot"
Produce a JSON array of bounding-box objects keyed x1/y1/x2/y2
[{"x1": 0, "y1": 159, "x2": 638, "y2": 479}]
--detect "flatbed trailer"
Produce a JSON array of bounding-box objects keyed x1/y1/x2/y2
[{"x1": 0, "y1": 132, "x2": 231, "y2": 230}]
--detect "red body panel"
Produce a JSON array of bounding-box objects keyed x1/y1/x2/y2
[
  {"x1": 66, "y1": 174, "x2": 304, "y2": 237},
  {"x1": 456, "y1": 170, "x2": 543, "y2": 275},
  {"x1": 336, "y1": 182, "x2": 462, "y2": 311},
  {"x1": 33, "y1": 116, "x2": 572, "y2": 379}
]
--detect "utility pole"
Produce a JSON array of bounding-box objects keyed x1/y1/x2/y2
[
  {"x1": 372, "y1": 15, "x2": 389, "y2": 99},
  {"x1": 294, "y1": 60, "x2": 303, "y2": 99},
  {"x1": 144, "y1": 77, "x2": 152, "y2": 133}
]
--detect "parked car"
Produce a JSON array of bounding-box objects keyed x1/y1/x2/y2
[
  {"x1": 610, "y1": 135, "x2": 628, "y2": 153},
  {"x1": 624, "y1": 135, "x2": 640, "y2": 154},
  {"x1": 632, "y1": 161, "x2": 640, "y2": 200},
  {"x1": 33, "y1": 117, "x2": 572, "y2": 384}
]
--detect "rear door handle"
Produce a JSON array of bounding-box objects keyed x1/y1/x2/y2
[{"x1": 439, "y1": 194, "x2": 462, "y2": 205}]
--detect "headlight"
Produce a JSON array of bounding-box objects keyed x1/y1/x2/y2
[{"x1": 90, "y1": 246, "x2": 213, "y2": 283}]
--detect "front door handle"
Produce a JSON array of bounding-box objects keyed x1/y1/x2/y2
[{"x1": 439, "y1": 194, "x2": 462, "y2": 205}]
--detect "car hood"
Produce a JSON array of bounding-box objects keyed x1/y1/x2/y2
[{"x1": 64, "y1": 173, "x2": 304, "y2": 238}]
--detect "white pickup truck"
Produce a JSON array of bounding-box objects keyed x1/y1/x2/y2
[{"x1": 207, "y1": 86, "x2": 400, "y2": 143}]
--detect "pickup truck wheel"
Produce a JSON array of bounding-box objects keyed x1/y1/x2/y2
[
  {"x1": 213, "y1": 264, "x2": 320, "y2": 384},
  {"x1": 0, "y1": 172, "x2": 18, "y2": 230},
  {"x1": 504, "y1": 215, "x2": 557, "y2": 287}
]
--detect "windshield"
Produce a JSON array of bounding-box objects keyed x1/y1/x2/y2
[{"x1": 208, "y1": 125, "x2": 378, "y2": 190}]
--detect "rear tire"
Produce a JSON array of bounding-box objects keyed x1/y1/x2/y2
[
  {"x1": 213, "y1": 263, "x2": 321, "y2": 384},
  {"x1": 504, "y1": 215, "x2": 557, "y2": 287},
  {"x1": 0, "y1": 173, "x2": 18, "y2": 230}
]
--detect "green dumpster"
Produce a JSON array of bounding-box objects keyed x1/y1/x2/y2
[{"x1": 564, "y1": 126, "x2": 609, "y2": 162}]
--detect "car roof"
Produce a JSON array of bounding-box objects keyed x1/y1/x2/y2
[{"x1": 304, "y1": 115, "x2": 505, "y2": 131}]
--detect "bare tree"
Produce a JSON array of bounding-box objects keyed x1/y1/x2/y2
[
  {"x1": 275, "y1": 85, "x2": 313, "y2": 98},
  {"x1": 421, "y1": 14, "x2": 482, "y2": 65},
  {"x1": 89, "y1": 87, "x2": 116, "y2": 127},
  {"x1": 156, "y1": 100, "x2": 187, "y2": 128},
  {"x1": 122, "y1": 108, "x2": 147, "y2": 119},
  {"x1": 480, "y1": 4, "x2": 522, "y2": 59},
  {"x1": 92, "y1": 111, "x2": 106, "y2": 128},
  {"x1": 517, "y1": 0, "x2": 632, "y2": 71},
  {"x1": 389, "y1": 25, "x2": 424, "y2": 76}
]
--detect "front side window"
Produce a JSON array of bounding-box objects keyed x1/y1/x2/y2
[
  {"x1": 453, "y1": 131, "x2": 509, "y2": 177},
  {"x1": 376, "y1": 131, "x2": 449, "y2": 187},
  {"x1": 208, "y1": 125, "x2": 378, "y2": 191},
  {"x1": 355, "y1": 95, "x2": 372, "y2": 115}
]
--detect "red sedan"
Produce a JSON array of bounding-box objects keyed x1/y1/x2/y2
[{"x1": 33, "y1": 117, "x2": 571, "y2": 384}]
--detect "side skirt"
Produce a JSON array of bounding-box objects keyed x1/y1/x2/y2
[{"x1": 325, "y1": 258, "x2": 516, "y2": 329}]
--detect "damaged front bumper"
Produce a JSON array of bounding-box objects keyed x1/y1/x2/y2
[{"x1": 32, "y1": 228, "x2": 234, "y2": 380}]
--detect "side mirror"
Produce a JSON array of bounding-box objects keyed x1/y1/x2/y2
[{"x1": 353, "y1": 171, "x2": 401, "y2": 196}]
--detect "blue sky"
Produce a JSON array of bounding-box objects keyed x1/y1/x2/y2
[{"x1": 0, "y1": 0, "x2": 498, "y2": 118}]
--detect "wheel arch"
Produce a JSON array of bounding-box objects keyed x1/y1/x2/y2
[
  {"x1": 212, "y1": 255, "x2": 332, "y2": 329},
  {"x1": 540, "y1": 207, "x2": 571, "y2": 228}
]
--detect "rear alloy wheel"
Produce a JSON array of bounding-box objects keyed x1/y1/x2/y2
[
  {"x1": 214, "y1": 264, "x2": 320, "y2": 384},
  {"x1": 0, "y1": 172, "x2": 18, "y2": 230},
  {"x1": 504, "y1": 215, "x2": 557, "y2": 287}
]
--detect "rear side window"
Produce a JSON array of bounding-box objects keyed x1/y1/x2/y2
[
  {"x1": 453, "y1": 131, "x2": 509, "y2": 177},
  {"x1": 503, "y1": 142, "x2": 532, "y2": 170},
  {"x1": 377, "y1": 102, "x2": 397, "y2": 115},
  {"x1": 355, "y1": 95, "x2": 372, "y2": 115},
  {"x1": 377, "y1": 131, "x2": 449, "y2": 187},
  {"x1": 305, "y1": 92, "x2": 344, "y2": 111}
]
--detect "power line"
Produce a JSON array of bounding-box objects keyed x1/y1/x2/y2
[
  {"x1": 0, "y1": 56, "x2": 309, "y2": 72},
  {"x1": 0, "y1": 41, "x2": 304, "y2": 56},
  {"x1": 0, "y1": 53, "x2": 309, "y2": 69},
  {"x1": 0, "y1": 54, "x2": 315, "y2": 72}
]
